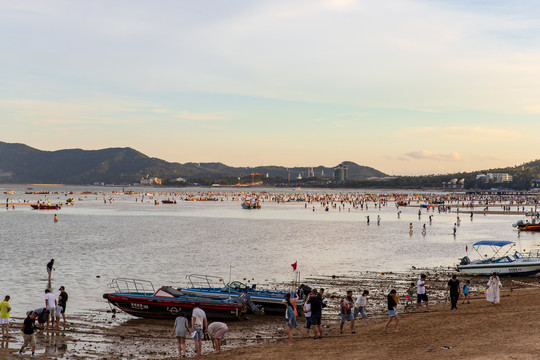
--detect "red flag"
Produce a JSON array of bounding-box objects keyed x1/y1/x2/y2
[
  {"x1": 291, "y1": 261, "x2": 297, "y2": 271},
  {"x1": 466, "y1": 245, "x2": 468, "y2": 252}
]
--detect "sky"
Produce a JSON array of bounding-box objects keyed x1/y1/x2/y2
[{"x1": 1, "y1": 0, "x2": 539, "y2": 175}]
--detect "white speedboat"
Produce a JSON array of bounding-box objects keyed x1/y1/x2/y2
[{"x1": 457, "y1": 240, "x2": 540, "y2": 276}]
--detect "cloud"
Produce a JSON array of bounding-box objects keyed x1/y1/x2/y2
[{"x1": 404, "y1": 150, "x2": 462, "y2": 161}]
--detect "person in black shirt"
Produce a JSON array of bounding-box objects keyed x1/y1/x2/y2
[
  {"x1": 58, "y1": 286, "x2": 68, "y2": 326},
  {"x1": 307, "y1": 289, "x2": 323, "y2": 340},
  {"x1": 383, "y1": 289, "x2": 399, "y2": 332},
  {"x1": 446, "y1": 275, "x2": 461, "y2": 310},
  {"x1": 19, "y1": 311, "x2": 38, "y2": 357}
]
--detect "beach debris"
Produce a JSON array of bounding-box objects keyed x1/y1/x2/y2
[{"x1": 441, "y1": 346, "x2": 452, "y2": 350}]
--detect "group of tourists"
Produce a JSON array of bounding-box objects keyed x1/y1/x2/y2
[
  {"x1": 171, "y1": 303, "x2": 229, "y2": 358},
  {"x1": 284, "y1": 272, "x2": 504, "y2": 344}
]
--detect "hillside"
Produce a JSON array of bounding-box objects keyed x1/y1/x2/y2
[{"x1": 0, "y1": 142, "x2": 386, "y2": 185}]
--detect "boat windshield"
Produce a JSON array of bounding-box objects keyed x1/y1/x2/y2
[
  {"x1": 514, "y1": 251, "x2": 524, "y2": 259},
  {"x1": 223, "y1": 281, "x2": 249, "y2": 292}
]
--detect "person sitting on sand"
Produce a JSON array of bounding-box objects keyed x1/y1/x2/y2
[{"x1": 384, "y1": 289, "x2": 399, "y2": 332}]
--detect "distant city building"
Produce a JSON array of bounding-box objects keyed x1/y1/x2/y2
[
  {"x1": 307, "y1": 167, "x2": 315, "y2": 178},
  {"x1": 531, "y1": 179, "x2": 540, "y2": 188},
  {"x1": 174, "y1": 177, "x2": 186, "y2": 183},
  {"x1": 333, "y1": 164, "x2": 348, "y2": 183},
  {"x1": 442, "y1": 178, "x2": 464, "y2": 189},
  {"x1": 140, "y1": 176, "x2": 162, "y2": 185},
  {"x1": 476, "y1": 173, "x2": 513, "y2": 183},
  {"x1": 93, "y1": 182, "x2": 105, "y2": 186}
]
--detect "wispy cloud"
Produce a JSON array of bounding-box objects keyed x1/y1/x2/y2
[{"x1": 403, "y1": 150, "x2": 462, "y2": 161}]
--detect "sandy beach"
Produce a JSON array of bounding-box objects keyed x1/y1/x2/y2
[{"x1": 0, "y1": 274, "x2": 539, "y2": 359}]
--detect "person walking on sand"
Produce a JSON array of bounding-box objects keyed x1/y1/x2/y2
[
  {"x1": 453, "y1": 223, "x2": 457, "y2": 236},
  {"x1": 446, "y1": 275, "x2": 461, "y2": 310},
  {"x1": 383, "y1": 289, "x2": 399, "y2": 332},
  {"x1": 208, "y1": 321, "x2": 228, "y2": 353},
  {"x1": 44, "y1": 289, "x2": 57, "y2": 330},
  {"x1": 172, "y1": 311, "x2": 189, "y2": 358},
  {"x1": 284, "y1": 293, "x2": 296, "y2": 345},
  {"x1": 191, "y1": 303, "x2": 207, "y2": 356},
  {"x1": 46, "y1": 259, "x2": 55, "y2": 281},
  {"x1": 462, "y1": 280, "x2": 471, "y2": 304},
  {"x1": 354, "y1": 290, "x2": 369, "y2": 324},
  {"x1": 339, "y1": 290, "x2": 355, "y2": 334},
  {"x1": 19, "y1": 311, "x2": 38, "y2": 357},
  {"x1": 486, "y1": 272, "x2": 502, "y2": 304},
  {"x1": 0, "y1": 295, "x2": 11, "y2": 338},
  {"x1": 416, "y1": 274, "x2": 429, "y2": 310}
]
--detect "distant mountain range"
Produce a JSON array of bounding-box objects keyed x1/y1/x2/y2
[{"x1": 0, "y1": 142, "x2": 387, "y2": 185}]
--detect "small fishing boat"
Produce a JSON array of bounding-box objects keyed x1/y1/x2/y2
[
  {"x1": 180, "y1": 275, "x2": 302, "y2": 315},
  {"x1": 30, "y1": 204, "x2": 61, "y2": 210},
  {"x1": 241, "y1": 200, "x2": 261, "y2": 209},
  {"x1": 161, "y1": 199, "x2": 177, "y2": 204},
  {"x1": 3, "y1": 190, "x2": 15, "y2": 194},
  {"x1": 457, "y1": 241, "x2": 540, "y2": 275},
  {"x1": 513, "y1": 220, "x2": 540, "y2": 232},
  {"x1": 103, "y1": 278, "x2": 245, "y2": 320}
]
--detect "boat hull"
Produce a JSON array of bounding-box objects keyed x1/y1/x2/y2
[
  {"x1": 103, "y1": 293, "x2": 244, "y2": 320},
  {"x1": 31, "y1": 204, "x2": 61, "y2": 210},
  {"x1": 457, "y1": 261, "x2": 540, "y2": 276}
]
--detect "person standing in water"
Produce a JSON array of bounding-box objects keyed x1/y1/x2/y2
[{"x1": 46, "y1": 259, "x2": 55, "y2": 281}]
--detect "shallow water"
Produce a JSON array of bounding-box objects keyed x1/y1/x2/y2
[{"x1": 0, "y1": 185, "x2": 537, "y2": 318}]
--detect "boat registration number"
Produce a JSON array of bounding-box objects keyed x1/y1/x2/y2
[
  {"x1": 131, "y1": 303, "x2": 149, "y2": 310},
  {"x1": 508, "y1": 268, "x2": 521, "y2": 273}
]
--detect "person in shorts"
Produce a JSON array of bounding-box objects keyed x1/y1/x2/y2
[
  {"x1": 207, "y1": 322, "x2": 228, "y2": 353},
  {"x1": 32, "y1": 308, "x2": 49, "y2": 329},
  {"x1": 44, "y1": 289, "x2": 57, "y2": 329},
  {"x1": 0, "y1": 295, "x2": 11, "y2": 338},
  {"x1": 57, "y1": 286, "x2": 68, "y2": 327},
  {"x1": 307, "y1": 289, "x2": 323, "y2": 340},
  {"x1": 19, "y1": 311, "x2": 38, "y2": 357},
  {"x1": 303, "y1": 294, "x2": 312, "y2": 337},
  {"x1": 339, "y1": 290, "x2": 355, "y2": 334},
  {"x1": 416, "y1": 274, "x2": 429, "y2": 310},
  {"x1": 354, "y1": 290, "x2": 369, "y2": 323},
  {"x1": 383, "y1": 289, "x2": 399, "y2": 332},
  {"x1": 191, "y1": 303, "x2": 207, "y2": 356},
  {"x1": 172, "y1": 311, "x2": 189, "y2": 357}
]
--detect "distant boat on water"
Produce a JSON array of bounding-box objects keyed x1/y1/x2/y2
[{"x1": 31, "y1": 204, "x2": 61, "y2": 210}]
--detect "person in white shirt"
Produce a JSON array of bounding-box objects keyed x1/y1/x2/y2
[
  {"x1": 354, "y1": 290, "x2": 369, "y2": 322},
  {"x1": 44, "y1": 289, "x2": 57, "y2": 329},
  {"x1": 191, "y1": 304, "x2": 207, "y2": 356},
  {"x1": 303, "y1": 296, "x2": 312, "y2": 337},
  {"x1": 416, "y1": 274, "x2": 429, "y2": 310}
]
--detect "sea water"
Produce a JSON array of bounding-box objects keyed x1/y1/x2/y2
[{"x1": 0, "y1": 185, "x2": 535, "y2": 317}]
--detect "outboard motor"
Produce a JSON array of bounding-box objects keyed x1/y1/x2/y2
[
  {"x1": 236, "y1": 292, "x2": 263, "y2": 314},
  {"x1": 460, "y1": 256, "x2": 471, "y2": 265},
  {"x1": 297, "y1": 284, "x2": 312, "y2": 299}
]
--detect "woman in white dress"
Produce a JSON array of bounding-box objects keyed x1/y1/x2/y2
[{"x1": 485, "y1": 272, "x2": 502, "y2": 304}]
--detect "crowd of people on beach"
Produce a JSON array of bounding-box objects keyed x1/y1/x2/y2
[
  {"x1": 281, "y1": 272, "x2": 504, "y2": 347},
  {"x1": 1, "y1": 259, "x2": 69, "y2": 358}
]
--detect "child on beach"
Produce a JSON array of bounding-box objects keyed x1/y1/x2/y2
[
  {"x1": 354, "y1": 290, "x2": 369, "y2": 323},
  {"x1": 384, "y1": 289, "x2": 399, "y2": 332},
  {"x1": 405, "y1": 283, "x2": 415, "y2": 307},
  {"x1": 462, "y1": 280, "x2": 471, "y2": 304},
  {"x1": 172, "y1": 311, "x2": 189, "y2": 358}
]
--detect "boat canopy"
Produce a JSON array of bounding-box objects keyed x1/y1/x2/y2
[{"x1": 472, "y1": 240, "x2": 515, "y2": 247}]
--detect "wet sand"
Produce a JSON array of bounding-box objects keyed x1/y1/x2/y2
[{"x1": 1, "y1": 272, "x2": 539, "y2": 359}]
